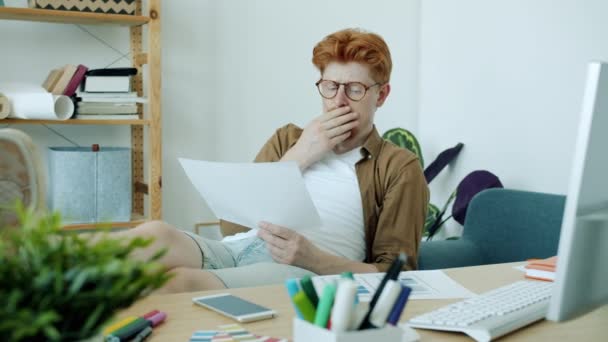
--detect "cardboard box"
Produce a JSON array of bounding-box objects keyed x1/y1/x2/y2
[
  {"x1": 47, "y1": 146, "x2": 132, "y2": 224},
  {"x1": 28, "y1": 0, "x2": 136, "y2": 15}
]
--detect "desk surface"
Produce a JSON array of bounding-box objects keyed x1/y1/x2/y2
[{"x1": 119, "y1": 262, "x2": 607, "y2": 341}]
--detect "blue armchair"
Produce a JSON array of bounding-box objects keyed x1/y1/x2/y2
[{"x1": 418, "y1": 188, "x2": 566, "y2": 270}]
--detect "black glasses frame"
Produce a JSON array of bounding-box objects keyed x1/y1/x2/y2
[{"x1": 315, "y1": 79, "x2": 381, "y2": 101}]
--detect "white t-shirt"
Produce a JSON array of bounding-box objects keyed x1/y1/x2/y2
[
  {"x1": 222, "y1": 149, "x2": 366, "y2": 262},
  {"x1": 299, "y1": 148, "x2": 366, "y2": 261}
]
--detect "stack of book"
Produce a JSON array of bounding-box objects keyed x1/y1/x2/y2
[
  {"x1": 42, "y1": 64, "x2": 89, "y2": 97},
  {"x1": 75, "y1": 67, "x2": 145, "y2": 120},
  {"x1": 524, "y1": 256, "x2": 557, "y2": 281}
]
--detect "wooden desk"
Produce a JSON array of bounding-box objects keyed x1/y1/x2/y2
[{"x1": 119, "y1": 262, "x2": 607, "y2": 341}]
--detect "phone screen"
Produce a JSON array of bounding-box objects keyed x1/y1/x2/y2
[{"x1": 195, "y1": 295, "x2": 272, "y2": 316}]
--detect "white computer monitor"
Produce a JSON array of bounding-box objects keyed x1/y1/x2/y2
[{"x1": 546, "y1": 61, "x2": 608, "y2": 321}]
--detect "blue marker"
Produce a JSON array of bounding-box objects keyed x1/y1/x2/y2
[
  {"x1": 285, "y1": 278, "x2": 304, "y2": 319},
  {"x1": 386, "y1": 285, "x2": 412, "y2": 325}
]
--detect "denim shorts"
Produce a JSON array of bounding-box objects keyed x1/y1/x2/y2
[{"x1": 183, "y1": 231, "x2": 316, "y2": 288}]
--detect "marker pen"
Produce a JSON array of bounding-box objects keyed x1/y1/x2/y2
[
  {"x1": 142, "y1": 310, "x2": 160, "y2": 319},
  {"x1": 293, "y1": 290, "x2": 316, "y2": 323},
  {"x1": 330, "y1": 279, "x2": 357, "y2": 332},
  {"x1": 285, "y1": 278, "x2": 304, "y2": 319},
  {"x1": 314, "y1": 283, "x2": 337, "y2": 328},
  {"x1": 145, "y1": 311, "x2": 167, "y2": 327},
  {"x1": 102, "y1": 316, "x2": 138, "y2": 335},
  {"x1": 300, "y1": 275, "x2": 319, "y2": 307},
  {"x1": 359, "y1": 252, "x2": 406, "y2": 329},
  {"x1": 369, "y1": 280, "x2": 402, "y2": 328},
  {"x1": 386, "y1": 285, "x2": 412, "y2": 325}
]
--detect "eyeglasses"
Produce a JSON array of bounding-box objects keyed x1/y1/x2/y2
[{"x1": 315, "y1": 79, "x2": 381, "y2": 102}]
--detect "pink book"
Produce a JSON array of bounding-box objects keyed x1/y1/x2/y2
[{"x1": 63, "y1": 64, "x2": 89, "y2": 97}]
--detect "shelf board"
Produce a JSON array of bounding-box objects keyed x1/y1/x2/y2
[
  {"x1": 62, "y1": 214, "x2": 147, "y2": 230},
  {"x1": 1, "y1": 118, "x2": 149, "y2": 125},
  {"x1": 0, "y1": 7, "x2": 149, "y2": 26}
]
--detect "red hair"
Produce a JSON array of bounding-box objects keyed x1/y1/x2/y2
[{"x1": 312, "y1": 28, "x2": 392, "y2": 84}]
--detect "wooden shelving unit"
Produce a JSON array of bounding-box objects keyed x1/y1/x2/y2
[
  {"x1": 61, "y1": 214, "x2": 148, "y2": 231},
  {"x1": 0, "y1": 0, "x2": 162, "y2": 230},
  {"x1": 0, "y1": 6, "x2": 149, "y2": 26},
  {"x1": 2, "y1": 118, "x2": 150, "y2": 126}
]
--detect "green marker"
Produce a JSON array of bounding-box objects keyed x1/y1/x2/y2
[
  {"x1": 300, "y1": 275, "x2": 319, "y2": 307},
  {"x1": 314, "y1": 283, "x2": 337, "y2": 328},
  {"x1": 341, "y1": 271, "x2": 354, "y2": 280},
  {"x1": 293, "y1": 290, "x2": 316, "y2": 323}
]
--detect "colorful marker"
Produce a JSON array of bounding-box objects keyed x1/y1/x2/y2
[
  {"x1": 285, "y1": 279, "x2": 304, "y2": 319},
  {"x1": 300, "y1": 275, "x2": 319, "y2": 307},
  {"x1": 369, "y1": 279, "x2": 402, "y2": 328},
  {"x1": 387, "y1": 285, "x2": 412, "y2": 325},
  {"x1": 293, "y1": 290, "x2": 316, "y2": 322},
  {"x1": 330, "y1": 279, "x2": 357, "y2": 332},
  {"x1": 314, "y1": 283, "x2": 337, "y2": 328}
]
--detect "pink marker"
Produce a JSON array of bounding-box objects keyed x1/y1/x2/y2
[
  {"x1": 142, "y1": 310, "x2": 160, "y2": 319},
  {"x1": 146, "y1": 311, "x2": 167, "y2": 327}
]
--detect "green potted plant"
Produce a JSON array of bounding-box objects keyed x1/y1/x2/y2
[{"x1": 0, "y1": 204, "x2": 170, "y2": 341}]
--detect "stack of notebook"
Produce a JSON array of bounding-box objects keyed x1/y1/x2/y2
[{"x1": 75, "y1": 67, "x2": 146, "y2": 120}]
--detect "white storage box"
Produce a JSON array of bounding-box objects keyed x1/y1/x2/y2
[
  {"x1": 293, "y1": 317, "x2": 406, "y2": 342},
  {"x1": 47, "y1": 146, "x2": 131, "y2": 224}
]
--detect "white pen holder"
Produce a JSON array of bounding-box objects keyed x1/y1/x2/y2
[{"x1": 293, "y1": 318, "x2": 404, "y2": 342}]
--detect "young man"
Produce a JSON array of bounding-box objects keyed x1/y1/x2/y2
[{"x1": 119, "y1": 28, "x2": 429, "y2": 293}]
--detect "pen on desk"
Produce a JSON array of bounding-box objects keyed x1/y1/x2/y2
[
  {"x1": 102, "y1": 316, "x2": 138, "y2": 336},
  {"x1": 358, "y1": 252, "x2": 407, "y2": 329},
  {"x1": 314, "y1": 283, "x2": 337, "y2": 328},
  {"x1": 300, "y1": 275, "x2": 319, "y2": 307},
  {"x1": 369, "y1": 279, "x2": 402, "y2": 328},
  {"x1": 330, "y1": 279, "x2": 357, "y2": 332},
  {"x1": 107, "y1": 317, "x2": 151, "y2": 341},
  {"x1": 386, "y1": 285, "x2": 412, "y2": 325},
  {"x1": 285, "y1": 279, "x2": 304, "y2": 319},
  {"x1": 145, "y1": 311, "x2": 167, "y2": 327},
  {"x1": 130, "y1": 325, "x2": 153, "y2": 342},
  {"x1": 142, "y1": 310, "x2": 160, "y2": 319},
  {"x1": 293, "y1": 290, "x2": 317, "y2": 322}
]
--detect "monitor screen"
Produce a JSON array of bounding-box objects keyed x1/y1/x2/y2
[{"x1": 546, "y1": 61, "x2": 608, "y2": 321}]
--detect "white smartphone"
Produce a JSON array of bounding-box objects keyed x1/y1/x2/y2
[{"x1": 192, "y1": 293, "x2": 277, "y2": 323}]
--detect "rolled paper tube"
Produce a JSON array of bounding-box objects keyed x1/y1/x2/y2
[
  {"x1": 0, "y1": 94, "x2": 9, "y2": 119},
  {"x1": 0, "y1": 84, "x2": 74, "y2": 120}
]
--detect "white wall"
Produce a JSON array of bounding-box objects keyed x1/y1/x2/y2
[
  {"x1": 164, "y1": 0, "x2": 421, "y2": 236},
  {"x1": 0, "y1": 0, "x2": 420, "y2": 237},
  {"x1": 7, "y1": 1, "x2": 605, "y2": 238},
  {"x1": 418, "y1": 0, "x2": 608, "y2": 236}
]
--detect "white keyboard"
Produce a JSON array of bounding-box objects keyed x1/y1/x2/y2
[{"x1": 408, "y1": 280, "x2": 553, "y2": 342}]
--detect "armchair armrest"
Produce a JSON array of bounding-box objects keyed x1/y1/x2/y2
[{"x1": 418, "y1": 239, "x2": 485, "y2": 270}]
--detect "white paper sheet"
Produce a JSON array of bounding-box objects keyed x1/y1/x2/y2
[
  {"x1": 312, "y1": 270, "x2": 475, "y2": 301},
  {"x1": 179, "y1": 158, "x2": 322, "y2": 231},
  {"x1": 0, "y1": 83, "x2": 74, "y2": 120}
]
